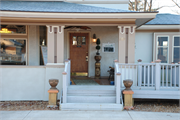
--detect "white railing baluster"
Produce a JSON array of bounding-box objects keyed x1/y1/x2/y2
[
  {"x1": 143, "y1": 65, "x2": 146, "y2": 87},
  {"x1": 162, "y1": 65, "x2": 164, "y2": 87},
  {"x1": 128, "y1": 65, "x2": 130, "y2": 79},
  {"x1": 179, "y1": 64, "x2": 180, "y2": 90},
  {"x1": 121, "y1": 65, "x2": 123, "y2": 87},
  {"x1": 138, "y1": 59, "x2": 142, "y2": 87},
  {"x1": 152, "y1": 65, "x2": 154, "y2": 87},
  {"x1": 171, "y1": 65, "x2": 172, "y2": 87},
  {"x1": 174, "y1": 65, "x2": 176, "y2": 87},
  {"x1": 125, "y1": 65, "x2": 126, "y2": 79},
  {"x1": 135, "y1": 65, "x2": 137, "y2": 87},
  {"x1": 166, "y1": 65, "x2": 168, "y2": 87},
  {"x1": 148, "y1": 65, "x2": 150, "y2": 87}
]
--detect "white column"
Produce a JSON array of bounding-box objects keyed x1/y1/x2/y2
[
  {"x1": 47, "y1": 26, "x2": 55, "y2": 63},
  {"x1": 118, "y1": 26, "x2": 126, "y2": 63},
  {"x1": 127, "y1": 26, "x2": 136, "y2": 63},
  {"x1": 57, "y1": 26, "x2": 65, "y2": 63},
  {"x1": 46, "y1": 25, "x2": 65, "y2": 63}
]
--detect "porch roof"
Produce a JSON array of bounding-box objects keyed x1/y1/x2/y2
[
  {"x1": 146, "y1": 14, "x2": 180, "y2": 25},
  {"x1": 0, "y1": 1, "x2": 135, "y2": 13}
]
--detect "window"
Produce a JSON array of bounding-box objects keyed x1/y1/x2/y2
[
  {"x1": 173, "y1": 36, "x2": 180, "y2": 63},
  {"x1": 157, "y1": 36, "x2": 168, "y2": 63},
  {"x1": 0, "y1": 25, "x2": 26, "y2": 34},
  {"x1": 154, "y1": 33, "x2": 180, "y2": 64},
  {"x1": 0, "y1": 39, "x2": 27, "y2": 65}
]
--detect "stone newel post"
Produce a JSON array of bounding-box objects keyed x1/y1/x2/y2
[{"x1": 47, "y1": 79, "x2": 59, "y2": 108}]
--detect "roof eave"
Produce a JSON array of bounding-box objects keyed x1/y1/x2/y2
[{"x1": 0, "y1": 11, "x2": 158, "y2": 19}]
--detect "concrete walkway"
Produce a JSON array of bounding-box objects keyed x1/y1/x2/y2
[{"x1": 0, "y1": 110, "x2": 179, "y2": 120}]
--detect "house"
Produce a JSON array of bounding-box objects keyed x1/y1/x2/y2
[{"x1": 0, "y1": 0, "x2": 179, "y2": 110}]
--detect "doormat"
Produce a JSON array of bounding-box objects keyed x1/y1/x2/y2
[{"x1": 72, "y1": 79, "x2": 99, "y2": 85}]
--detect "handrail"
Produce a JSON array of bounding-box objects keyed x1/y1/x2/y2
[{"x1": 62, "y1": 59, "x2": 71, "y2": 103}]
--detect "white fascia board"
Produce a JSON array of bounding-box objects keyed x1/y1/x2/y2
[
  {"x1": 12, "y1": 0, "x2": 129, "y2": 4},
  {"x1": 0, "y1": 11, "x2": 157, "y2": 19},
  {"x1": 138, "y1": 25, "x2": 180, "y2": 30}
]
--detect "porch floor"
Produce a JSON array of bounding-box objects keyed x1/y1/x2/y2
[{"x1": 71, "y1": 76, "x2": 111, "y2": 85}]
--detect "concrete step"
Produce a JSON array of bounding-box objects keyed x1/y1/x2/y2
[
  {"x1": 60, "y1": 103, "x2": 123, "y2": 111},
  {"x1": 67, "y1": 95, "x2": 116, "y2": 103},
  {"x1": 67, "y1": 85, "x2": 116, "y2": 96}
]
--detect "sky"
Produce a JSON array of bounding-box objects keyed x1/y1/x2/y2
[{"x1": 152, "y1": 0, "x2": 180, "y2": 14}]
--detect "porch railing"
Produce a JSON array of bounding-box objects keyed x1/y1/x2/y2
[
  {"x1": 62, "y1": 60, "x2": 71, "y2": 103},
  {"x1": 115, "y1": 59, "x2": 180, "y2": 92}
]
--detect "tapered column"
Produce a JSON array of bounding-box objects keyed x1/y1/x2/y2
[
  {"x1": 46, "y1": 25, "x2": 65, "y2": 63},
  {"x1": 47, "y1": 26, "x2": 55, "y2": 63},
  {"x1": 57, "y1": 26, "x2": 65, "y2": 63},
  {"x1": 118, "y1": 26, "x2": 136, "y2": 63},
  {"x1": 118, "y1": 26, "x2": 126, "y2": 63},
  {"x1": 128, "y1": 26, "x2": 136, "y2": 63}
]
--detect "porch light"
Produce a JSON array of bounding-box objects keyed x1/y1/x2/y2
[
  {"x1": 92, "y1": 34, "x2": 97, "y2": 43},
  {"x1": 0, "y1": 28, "x2": 12, "y2": 33}
]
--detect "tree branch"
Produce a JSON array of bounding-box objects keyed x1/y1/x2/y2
[{"x1": 172, "y1": 0, "x2": 180, "y2": 8}]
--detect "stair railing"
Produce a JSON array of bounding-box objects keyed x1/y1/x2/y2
[
  {"x1": 114, "y1": 60, "x2": 121, "y2": 104},
  {"x1": 62, "y1": 59, "x2": 71, "y2": 103}
]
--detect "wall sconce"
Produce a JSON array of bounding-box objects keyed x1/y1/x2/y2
[{"x1": 92, "y1": 34, "x2": 97, "y2": 43}]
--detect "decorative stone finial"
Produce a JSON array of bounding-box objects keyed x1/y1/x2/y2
[
  {"x1": 178, "y1": 62, "x2": 180, "y2": 64},
  {"x1": 137, "y1": 59, "x2": 142, "y2": 62},
  {"x1": 151, "y1": 61, "x2": 154, "y2": 63},
  {"x1": 49, "y1": 79, "x2": 59, "y2": 90},
  {"x1": 123, "y1": 79, "x2": 133, "y2": 91},
  {"x1": 171, "y1": 62, "x2": 175, "y2": 64},
  {"x1": 155, "y1": 59, "x2": 161, "y2": 63}
]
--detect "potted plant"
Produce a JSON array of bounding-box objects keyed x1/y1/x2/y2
[
  {"x1": 94, "y1": 38, "x2": 101, "y2": 62},
  {"x1": 96, "y1": 38, "x2": 101, "y2": 55}
]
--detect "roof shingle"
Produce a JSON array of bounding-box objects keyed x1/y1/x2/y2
[
  {"x1": 0, "y1": 1, "x2": 136, "y2": 13},
  {"x1": 146, "y1": 14, "x2": 180, "y2": 25}
]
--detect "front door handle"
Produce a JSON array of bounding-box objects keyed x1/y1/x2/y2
[{"x1": 86, "y1": 56, "x2": 88, "y2": 61}]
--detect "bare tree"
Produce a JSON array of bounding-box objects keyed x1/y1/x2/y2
[
  {"x1": 171, "y1": 0, "x2": 180, "y2": 8},
  {"x1": 144, "y1": 0, "x2": 147, "y2": 11}
]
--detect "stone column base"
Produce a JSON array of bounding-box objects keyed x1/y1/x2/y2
[
  {"x1": 123, "y1": 90, "x2": 134, "y2": 110},
  {"x1": 48, "y1": 89, "x2": 59, "y2": 106}
]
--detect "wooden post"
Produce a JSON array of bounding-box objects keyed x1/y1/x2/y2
[
  {"x1": 116, "y1": 72, "x2": 121, "y2": 104},
  {"x1": 114, "y1": 60, "x2": 118, "y2": 87},
  {"x1": 155, "y1": 59, "x2": 161, "y2": 90},
  {"x1": 137, "y1": 59, "x2": 142, "y2": 87},
  {"x1": 62, "y1": 72, "x2": 67, "y2": 103}
]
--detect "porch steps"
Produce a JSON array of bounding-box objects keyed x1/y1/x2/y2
[
  {"x1": 60, "y1": 103, "x2": 123, "y2": 111},
  {"x1": 67, "y1": 95, "x2": 116, "y2": 103},
  {"x1": 60, "y1": 85, "x2": 123, "y2": 111}
]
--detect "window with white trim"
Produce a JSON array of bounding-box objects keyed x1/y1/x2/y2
[
  {"x1": 173, "y1": 36, "x2": 180, "y2": 63},
  {"x1": 154, "y1": 33, "x2": 180, "y2": 64},
  {"x1": 157, "y1": 36, "x2": 168, "y2": 63}
]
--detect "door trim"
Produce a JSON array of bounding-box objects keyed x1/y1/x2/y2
[{"x1": 67, "y1": 30, "x2": 91, "y2": 77}]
